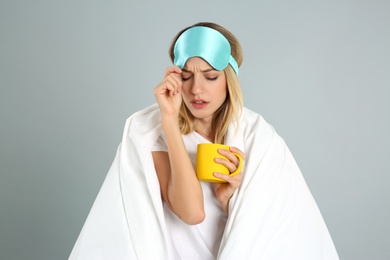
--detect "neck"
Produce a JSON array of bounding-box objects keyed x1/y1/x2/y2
[{"x1": 195, "y1": 118, "x2": 214, "y2": 142}]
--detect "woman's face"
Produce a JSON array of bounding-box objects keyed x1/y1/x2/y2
[{"x1": 180, "y1": 57, "x2": 227, "y2": 123}]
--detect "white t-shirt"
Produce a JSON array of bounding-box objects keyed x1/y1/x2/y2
[{"x1": 152, "y1": 132, "x2": 227, "y2": 260}]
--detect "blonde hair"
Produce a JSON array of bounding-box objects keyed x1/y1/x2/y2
[{"x1": 169, "y1": 22, "x2": 243, "y2": 144}]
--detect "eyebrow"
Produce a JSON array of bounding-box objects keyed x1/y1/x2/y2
[{"x1": 182, "y1": 68, "x2": 217, "y2": 73}]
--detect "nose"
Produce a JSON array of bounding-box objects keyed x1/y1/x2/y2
[{"x1": 191, "y1": 78, "x2": 203, "y2": 95}]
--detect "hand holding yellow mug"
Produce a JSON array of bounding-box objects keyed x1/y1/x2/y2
[{"x1": 196, "y1": 143, "x2": 243, "y2": 183}]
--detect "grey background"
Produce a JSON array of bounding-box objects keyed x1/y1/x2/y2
[{"x1": 1, "y1": 0, "x2": 389, "y2": 259}]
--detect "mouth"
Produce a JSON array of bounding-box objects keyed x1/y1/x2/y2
[{"x1": 191, "y1": 100, "x2": 208, "y2": 109}]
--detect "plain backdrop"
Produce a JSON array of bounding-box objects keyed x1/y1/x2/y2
[{"x1": 1, "y1": 0, "x2": 389, "y2": 259}]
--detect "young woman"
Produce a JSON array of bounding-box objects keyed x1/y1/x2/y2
[
  {"x1": 151, "y1": 22, "x2": 246, "y2": 258},
  {"x1": 70, "y1": 22, "x2": 339, "y2": 260}
]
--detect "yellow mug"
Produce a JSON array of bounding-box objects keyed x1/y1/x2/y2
[{"x1": 196, "y1": 143, "x2": 243, "y2": 183}]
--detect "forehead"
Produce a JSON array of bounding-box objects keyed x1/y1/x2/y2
[{"x1": 183, "y1": 57, "x2": 216, "y2": 71}]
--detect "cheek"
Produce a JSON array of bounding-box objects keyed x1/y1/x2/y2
[
  {"x1": 214, "y1": 82, "x2": 228, "y2": 97},
  {"x1": 180, "y1": 88, "x2": 191, "y2": 103},
  {"x1": 180, "y1": 85, "x2": 189, "y2": 96}
]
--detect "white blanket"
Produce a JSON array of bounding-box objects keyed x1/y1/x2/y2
[{"x1": 69, "y1": 104, "x2": 339, "y2": 260}]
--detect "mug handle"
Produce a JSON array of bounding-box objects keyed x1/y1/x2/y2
[{"x1": 229, "y1": 152, "x2": 243, "y2": 177}]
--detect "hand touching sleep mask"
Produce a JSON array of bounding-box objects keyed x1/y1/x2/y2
[{"x1": 173, "y1": 26, "x2": 239, "y2": 75}]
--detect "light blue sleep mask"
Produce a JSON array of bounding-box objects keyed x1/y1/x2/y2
[{"x1": 173, "y1": 26, "x2": 239, "y2": 75}]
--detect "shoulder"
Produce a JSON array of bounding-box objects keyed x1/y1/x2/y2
[
  {"x1": 128, "y1": 103, "x2": 161, "y2": 122},
  {"x1": 239, "y1": 106, "x2": 279, "y2": 143},
  {"x1": 122, "y1": 103, "x2": 163, "y2": 148},
  {"x1": 124, "y1": 103, "x2": 162, "y2": 130},
  {"x1": 240, "y1": 107, "x2": 267, "y2": 129}
]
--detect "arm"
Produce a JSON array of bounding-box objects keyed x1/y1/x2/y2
[{"x1": 152, "y1": 66, "x2": 205, "y2": 225}]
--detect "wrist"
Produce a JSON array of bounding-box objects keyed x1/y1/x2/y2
[{"x1": 161, "y1": 115, "x2": 180, "y2": 129}]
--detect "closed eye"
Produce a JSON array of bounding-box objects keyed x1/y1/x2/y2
[
  {"x1": 207, "y1": 76, "x2": 218, "y2": 81},
  {"x1": 181, "y1": 76, "x2": 191, "y2": 81}
]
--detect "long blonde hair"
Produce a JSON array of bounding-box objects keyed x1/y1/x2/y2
[{"x1": 169, "y1": 22, "x2": 244, "y2": 144}]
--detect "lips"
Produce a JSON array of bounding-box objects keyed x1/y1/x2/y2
[{"x1": 191, "y1": 99, "x2": 208, "y2": 109}]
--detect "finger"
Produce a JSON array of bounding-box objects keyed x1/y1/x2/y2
[
  {"x1": 214, "y1": 172, "x2": 242, "y2": 187},
  {"x1": 164, "y1": 75, "x2": 182, "y2": 94},
  {"x1": 217, "y1": 149, "x2": 240, "y2": 171},
  {"x1": 214, "y1": 157, "x2": 238, "y2": 173},
  {"x1": 163, "y1": 70, "x2": 182, "y2": 83},
  {"x1": 154, "y1": 69, "x2": 182, "y2": 97},
  {"x1": 169, "y1": 73, "x2": 182, "y2": 91},
  {"x1": 153, "y1": 82, "x2": 170, "y2": 96},
  {"x1": 162, "y1": 81, "x2": 175, "y2": 96},
  {"x1": 164, "y1": 66, "x2": 182, "y2": 77},
  {"x1": 229, "y1": 146, "x2": 246, "y2": 160}
]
